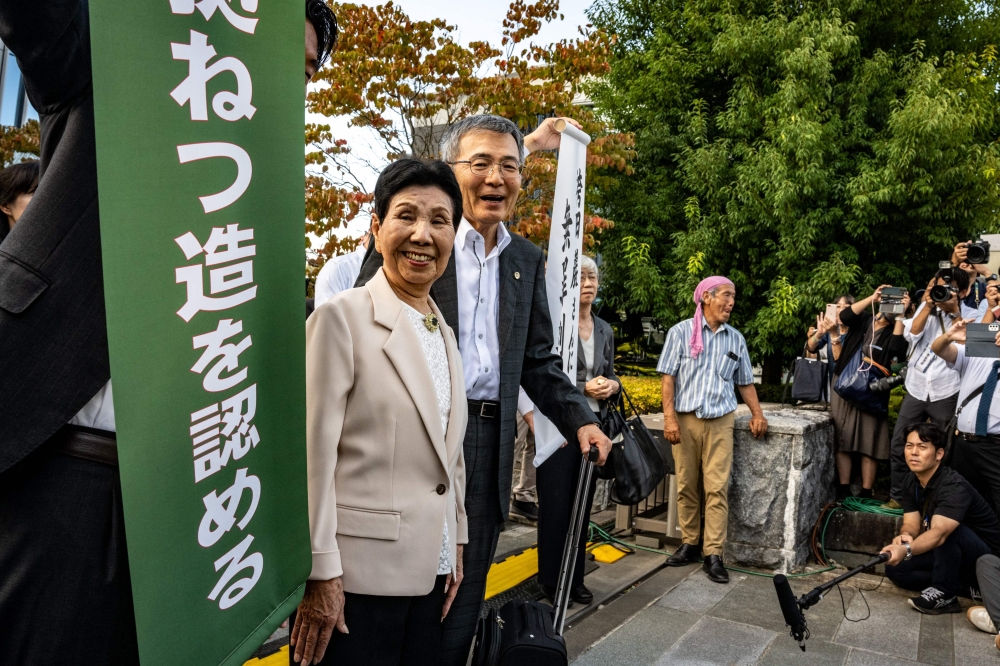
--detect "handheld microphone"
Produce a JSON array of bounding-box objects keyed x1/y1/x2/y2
[{"x1": 773, "y1": 574, "x2": 808, "y2": 651}]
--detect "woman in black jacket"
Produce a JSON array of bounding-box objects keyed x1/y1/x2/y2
[
  {"x1": 536, "y1": 255, "x2": 620, "y2": 604},
  {"x1": 829, "y1": 285, "x2": 908, "y2": 499}
]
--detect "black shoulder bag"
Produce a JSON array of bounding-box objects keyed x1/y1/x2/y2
[{"x1": 599, "y1": 386, "x2": 669, "y2": 505}]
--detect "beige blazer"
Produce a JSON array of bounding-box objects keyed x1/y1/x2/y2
[{"x1": 305, "y1": 268, "x2": 468, "y2": 596}]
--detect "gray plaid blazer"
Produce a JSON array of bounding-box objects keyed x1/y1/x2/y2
[{"x1": 355, "y1": 232, "x2": 596, "y2": 519}]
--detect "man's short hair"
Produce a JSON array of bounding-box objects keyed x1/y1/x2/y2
[
  {"x1": 439, "y1": 115, "x2": 525, "y2": 164},
  {"x1": 905, "y1": 422, "x2": 947, "y2": 450},
  {"x1": 935, "y1": 266, "x2": 970, "y2": 292},
  {"x1": 306, "y1": 0, "x2": 338, "y2": 69},
  {"x1": 373, "y1": 158, "x2": 463, "y2": 229}
]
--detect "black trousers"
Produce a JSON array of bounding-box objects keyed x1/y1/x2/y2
[
  {"x1": 0, "y1": 440, "x2": 139, "y2": 665},
  {"x1": 536, "y1": 441, "x2": 597, "y2": 589},
  {"x1": 889, "y1": 392, "x2": 959, "y2": 501},
  {"x1": 951, "y1": 434, "x2": 1000, "y2": 517},
  {"x1": 440, "y1": 413, "x2": 503, "y2": 666},
  {"x1": 885, "y1": 524, "x2": 992, "y2": 597},
  {"x1": 290, "y1": 576, "x2": 447, "y2": 666}
]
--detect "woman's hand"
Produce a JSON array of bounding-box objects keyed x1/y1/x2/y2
[
  {"x1": 442, "y1": 545, "x2": 464, "y2": 621},
  {"x1": 291, "y1": 578, "x2": 348, "y2": 665},
  {"x1": 585, "y1": 376, "x2": 619, "y2": 400},
  {"x1": 872, "y1": 284, "x2": 891, "y2": 304}
]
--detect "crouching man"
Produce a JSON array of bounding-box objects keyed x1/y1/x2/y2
[{"x1": 880, "y1": 423, "x2": 1000, "y2": 614}]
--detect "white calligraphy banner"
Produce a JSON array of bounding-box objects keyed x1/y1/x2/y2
[{"x1": 534, "y1": 121, "x2": 591, "y2": 467}]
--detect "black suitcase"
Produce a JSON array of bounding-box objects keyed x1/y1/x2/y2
[{"x1": 472, "y1": 447, "x2": 599, "y2": 666}]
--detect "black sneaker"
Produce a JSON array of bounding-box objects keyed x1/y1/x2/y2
[{"x1": 908, "y1": 587, "x2": 961, "y2": 614}]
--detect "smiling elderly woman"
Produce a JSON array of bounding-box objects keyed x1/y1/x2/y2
[{"x1": 292, "y1": 159, "x2": 468, "y2": 666}]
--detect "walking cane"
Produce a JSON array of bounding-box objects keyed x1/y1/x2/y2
[{"x1": 552, "y1": 445, "x2": 599, "y2": 635}]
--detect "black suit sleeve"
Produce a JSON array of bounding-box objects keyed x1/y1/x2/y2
[
  {"x1": 520, "y1": 251, "x2": 597, "y2": 440},
  {"x1": 0, "y1": 0, "x2": 92, "y2": 114}
]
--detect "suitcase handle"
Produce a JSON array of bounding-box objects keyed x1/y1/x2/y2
[{"x1": 552, "y1": 449, "x2": 597, "y2": 635}]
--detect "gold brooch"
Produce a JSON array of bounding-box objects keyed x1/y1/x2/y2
[{"x1": 423, "y1": 313, "x2": 439, "y2": 333}]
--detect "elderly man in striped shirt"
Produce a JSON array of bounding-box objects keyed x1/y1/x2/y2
[{"x1": 658, "y1": 276, "x2": 769, "y2": 583}]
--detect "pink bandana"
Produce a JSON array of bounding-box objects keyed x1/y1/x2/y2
[{"x1": 690, "y1": 276, "x2": 735, "y2": 359}]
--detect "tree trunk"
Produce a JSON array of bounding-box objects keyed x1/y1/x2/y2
[{"x1": 761, "y1": 352, "x2": 785, "y2": 386}]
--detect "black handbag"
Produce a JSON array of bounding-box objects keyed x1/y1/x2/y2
[
  {"x1": 603, "y1": 387, "x2": 668, "y2": 505},
  {"x1": 790, "y1": 345, "x2": 828, "y2": 403}
]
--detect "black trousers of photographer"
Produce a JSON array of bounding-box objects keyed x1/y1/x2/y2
[
  {"x1": 951, "y1": 434, "x2": 1000, "y2": 518},
  {"x1": 889, "y1": 392, "x2": 959, "y2": 502},
  {"x1": 885, "y1": 524, "x2": 992, "y2": 597}
]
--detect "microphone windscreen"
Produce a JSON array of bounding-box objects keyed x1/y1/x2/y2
[{"x1": 774, "y1": 574, "x2": 805, "y2": 633}]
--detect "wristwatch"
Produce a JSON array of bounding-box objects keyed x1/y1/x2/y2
[{"x1": 904, "y1": 542, "x2": 912, "y2": 561}]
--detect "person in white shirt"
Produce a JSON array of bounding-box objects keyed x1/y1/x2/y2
[
  {"x1": 931, "y1": 318, "x2": 1000, "y2": 515},
  {"x1": 887, "y1": 268, "x2": 969, "y2": 507},
  {"x1": 314, "y1": 225, "x2": 371, "y2": 307}
]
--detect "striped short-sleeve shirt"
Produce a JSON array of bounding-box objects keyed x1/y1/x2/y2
[{"x1": 656, "y1": 318, "x2": 754, "y2": 419}]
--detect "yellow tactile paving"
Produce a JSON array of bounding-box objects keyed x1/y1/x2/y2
[{"x1": 485, "y1": 546, "x2": 540, "y2": 599}]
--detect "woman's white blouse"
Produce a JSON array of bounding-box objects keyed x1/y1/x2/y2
[{"x1": 402, "y1": 304, "x2": 454, "y2": 575}]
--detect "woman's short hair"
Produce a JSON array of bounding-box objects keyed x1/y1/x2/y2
[
  {"x1": 905, "y1": 422, "x2": 946, "y2": 450},
  {"x1": 834, "y1": 294, "x2": 855, "y2": 306},
  {"x1": 373, "y1": 159, "x2": 463, "y2": 229},
  {"x1": 0, "y1": 160, "x2": 39, "y2": 241},
  {"x1": 580, "y1": 255, "x2": 599, "y2": 279}
]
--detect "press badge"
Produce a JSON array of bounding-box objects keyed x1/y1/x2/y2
[{"x1": 914, "y1": 347, "x2": 935, "y2": 374}]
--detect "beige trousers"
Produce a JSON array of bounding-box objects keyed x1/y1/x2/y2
[
  {"x1": 512, "y1": 413, "x2": 536, "y2": 503},
  {"x1": 675, "y1": 411, "x2": 735, "y2": 556}
]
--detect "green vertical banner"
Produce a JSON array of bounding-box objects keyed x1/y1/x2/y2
[{"x1": 88, "y1": 2, "x2": 310, "y2": 665}]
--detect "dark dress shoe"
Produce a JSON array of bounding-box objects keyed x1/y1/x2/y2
[
  {"x1": 571, "y1": 584, "x2": 594, "y2": 605},
  {"x1": 703, "y1": 555, "x2": 729, "y2": 583},
  {"x1": 666, "y1": 543, "x2": 701, "y2": 567},
  {"x1": 511, "y1": 499, "x2": 538, "y2": 521},
  {"x1": 538, "y1": 583, "x2": 575, "y2": 608}
]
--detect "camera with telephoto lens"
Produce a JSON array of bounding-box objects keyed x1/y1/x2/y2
[
  {"x1": 931, "y1": 275, "x2": 958, "y2": 303},
  {"x1": 869, "y1": 365, "x2": 908, "y2": 393},
  {"x1": 966, "y1": 239, "x2": 991, "y2": 265}
]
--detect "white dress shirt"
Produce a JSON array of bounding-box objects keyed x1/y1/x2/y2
[
  {"x1": 517, "y1": 386, "x2": 534, "y2": 416},
  {"x1": 455, "y1": 218, "x2": 512, "y2": 401},
  {"x1": 69, "y1": 380, "x2": 116, "y2": 432},
  {"x1": 314, "y1": 243, "x2": 367, "y2": 307},
  {"x1": 946, "y1": 343, "x2": 1000, "y2": 434},
  {"x1": 904, "y1": 304, "x2": 962, "y2": 402}
]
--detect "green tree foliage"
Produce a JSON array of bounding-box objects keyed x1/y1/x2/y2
[{"x1": 588, "y1": 0, "x2": 1000, "y2": 374}]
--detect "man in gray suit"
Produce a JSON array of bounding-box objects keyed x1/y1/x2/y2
[
  {"x1": 0, "y1": 2, "x2": 338, "y2": 663},
  {"x1": 353, "y1": 114, "x2": 612, "y2": 666}
]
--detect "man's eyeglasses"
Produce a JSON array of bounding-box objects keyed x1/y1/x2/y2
[{"x1": 448, "y1": 158, "x2": 522, "y2": 179}]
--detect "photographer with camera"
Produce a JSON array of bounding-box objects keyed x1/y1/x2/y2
[
  {"x1": 952, "y1": 240, "x2": 995, "y2": 317},
  {"x1": 886, "y1": 268, "x2": 972, "y2": 508},
  {"x1": 880, "y1": 423, "x2": 1000, "y2": 615},
  {"x1": 931, "y1": 318, "x2": 1000, "y2": 515},
  {"x1": 829, "y1": 286, "x2": 907, "y2": 499}
]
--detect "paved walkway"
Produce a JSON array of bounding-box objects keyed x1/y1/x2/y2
[{"x1": 568, "y1": 564, "x2": 1000, "y2": 666}]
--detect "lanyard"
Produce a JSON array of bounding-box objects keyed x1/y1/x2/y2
[{"x1": 917, "y1": 486, "x2": 932, "y2": 532}]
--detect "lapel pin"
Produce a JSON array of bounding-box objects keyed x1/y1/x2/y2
[{"x1": 514, "y1": 272, "x2": 520, "y2": 280}]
